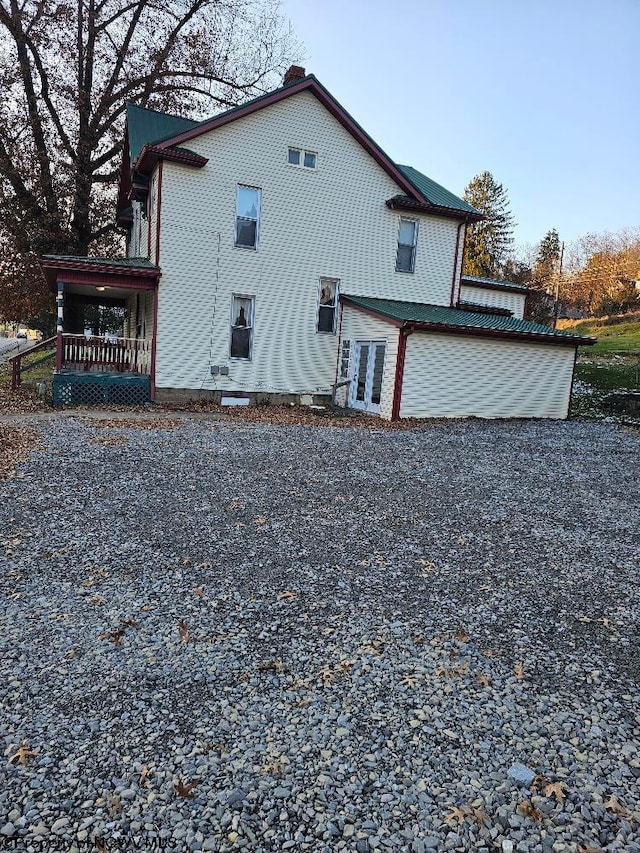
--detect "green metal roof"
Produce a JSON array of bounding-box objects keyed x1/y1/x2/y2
[
  {"x1": 125, "y1": 96, "x2": 480, "y2": 218},
  {"x1": 396, "y1": 165, "x2": 481, "y2": 216},
  {"x1": 343, "y1": 296, "x2": 595, "y2": 343},
  {"x1": 126, "y1": 104, "x2": 201, "y2": 166},
  {"x1": 42, "y1": 255, "x2": 159, "y2": 270},
  {"x1": 462, "y1": 274, "x2": 530, "y2": 294}
]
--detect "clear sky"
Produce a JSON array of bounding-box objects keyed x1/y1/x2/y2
[{"x1": 281, "y1": 0, "x2": 638, "y2": 250}]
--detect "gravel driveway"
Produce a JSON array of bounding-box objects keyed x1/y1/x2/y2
[{"x1": 1, "y1": 416, "x2": 639, "y2": 853}]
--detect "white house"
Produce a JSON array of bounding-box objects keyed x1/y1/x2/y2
[{"x1": 42, "y1": 66, "x2": 594, "y2": 418}]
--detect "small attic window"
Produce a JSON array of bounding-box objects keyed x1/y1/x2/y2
[{"x1": 288, "y1": 147, "x2": 317, "y2": 169}]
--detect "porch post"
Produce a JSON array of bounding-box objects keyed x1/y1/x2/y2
[{"x1": 55, "y1": 281, "x2": 64, "y2": 371}]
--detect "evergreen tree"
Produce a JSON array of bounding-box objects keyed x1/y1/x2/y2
[
  {"x1": 462, "y1": 171, "x2": 515, "y2": 277},
  {"x1": 533, "y1": 228, "x2": 561, "y2": 288}
]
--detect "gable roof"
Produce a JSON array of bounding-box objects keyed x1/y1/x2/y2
[
  {"x1": 126, "y1": 104, "x2": 201, "y2": 166},
  {"x1": 342, "y1": 295, "x2": 596, "y2": 346},
  {"x1": 124, "y1": 75, "x2": 481, "y2": 223},
  {"x1": 395, "y1": 166, "x2": 480, "y2": 216}
]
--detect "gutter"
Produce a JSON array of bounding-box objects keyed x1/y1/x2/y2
[
  {"x1": 449, "y1": 222, "x2": 465, "y2": 306},
  {"x1": 391, "y1": 323, "x2": 414, "y2": 421}
]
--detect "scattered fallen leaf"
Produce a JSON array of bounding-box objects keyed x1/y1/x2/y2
[
  {"x1": 604, "y1": 793, "x2": 631, "y2": 819},
  {"x1": 514, "y1": 661, "x2": 525, "y2": 679},
  {"x1": 434, "y1": 666, "x2": 450, "y2": 678},
  {"x1": 109, "y1": 794, "x2": 122, "y2": 816},
  {"x1": 254, "y1": 516, "x2": 267, "y2": 525},
  {"x1": 139, "y1": 766, "x2": 152, "y2": 787},
  {"x1": 178, "y1": 620, "x2": 190, "y2": 643},
  {"x1": 120, "y1": 619, "x2": 138, "y2": 628},
  {"x1": 8, "y1": 742, "x2": 37, "y2": 766},
  {"x1": 443, "y1": 804, "x2": 469, "y2": 826},
  {"x1": 318, "y1": 665, "x2": 336, "y2": 686},
  {"x1": 544, "y1": 781, "x2": 568, "y2": 803},
  {"x1": 98, "y1": 627, "x2": 125, "y2": 646},
  {"x1": 518, "y1": 800, "x2": 542, "y2": 821},
  {"x1": 470, "y1": 806, "x2": 488, "y2": 827},
  {"x1": 454, "y1": 627, "x2": 470, "y2": 643},
  {"x1": 475, "y1": 673, "x2": 491, "y2": 688},
  {"x1": 483, "y1": 648, "x2": 501, "y2": 658},
  {"x1": 277, "y1": 590, "x2": 297, "y2": 601},
  {"x1": 175, "y1": 778, "x2": 200, "y2": 798},
  {"x1": 530, "y1": 773, "x2": 550, "y2": 792},
  {"x1": 194, "y1": 586, "x2": 205, "y2": 597},
  {"x1": 399, "y1": 674, "x2": 419, "y2": 688},
  {"x1": 258, "y1": 659, "x2": 283, "y2": 673}
]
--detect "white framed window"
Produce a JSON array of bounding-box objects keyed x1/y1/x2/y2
[
  {"x1": 317, "y1": 277, "x2": 339, "y2": 334},
  {"x1": 340, "y1": 339, "x2": 351, "y2": 379},
  {"x1": 396, "y1": 218, "x2": 418, "y2": 273},
  {"x1": 235, "y1": 185, "x2": 261, "y2": 249},
  {"x1": 230, "y1": 295, "x2": 254, "y2": 360},
  {"x1": 287, "y1": 147, "x2": 317, "y2": 170}
]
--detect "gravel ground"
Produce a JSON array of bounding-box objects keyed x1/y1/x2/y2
[{"x1": 1, "y1": 416, "x2": 639, "y2": 853}]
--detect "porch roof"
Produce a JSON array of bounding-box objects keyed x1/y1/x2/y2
[{"x1": 41, "y1": 255, "x2": 160, "y2": 296}]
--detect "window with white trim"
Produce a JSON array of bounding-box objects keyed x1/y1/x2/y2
[
  {"x1": 235, "y1": 185, "x2": 261, "y2": 249},
  {"x1": 230, "y1": 296, "x2": 254, "y2": 360},
  {"x1": 317, "y1": 277, "x2": 339, "y2": 333},
  {"x1": 288, "y1": 147, "x2": 317, "y2": 169},
  {"x1": 396, "y1": 218, "x2": 418, "y2": 272}
]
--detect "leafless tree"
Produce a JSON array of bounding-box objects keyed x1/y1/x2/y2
[{"x1": 0, "y1": 0, "x2": 299, "y2": 318}]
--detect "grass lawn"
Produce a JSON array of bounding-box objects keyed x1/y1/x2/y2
[{"x1": 558, "y1": 312, "x2": 640, "y2": 356}]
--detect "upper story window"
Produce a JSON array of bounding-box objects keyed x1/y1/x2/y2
[
  {"x1": 317, "y1": 277, "x2": 339, "y2": 333},
  {"x1": 230, "y1": 295, "x2": 254, "y2": 359},
  {"x1": 288, "y1": 147, "x2": 317, "y2": 169},
  {"x1": 235, "y1": 185, "x2": 261, "y2": 249},
  {"x1": 396, "y1": 218, "x2": 418, "y2": 273}
]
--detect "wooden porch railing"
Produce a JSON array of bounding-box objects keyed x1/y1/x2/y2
[
  {"x1": 60, "y1": 334, "x2": 152, "y2": 375},
  {"x1": 9, "y1": 336, "x2": 57, "y2": 390}
]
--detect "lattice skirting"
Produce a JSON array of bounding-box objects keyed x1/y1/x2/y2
[{"x1": 53, "y1": 373, "x2": 151, "y2": 406}]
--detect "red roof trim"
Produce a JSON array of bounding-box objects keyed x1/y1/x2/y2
[
  {"x1": 151, "y1": 77, "x2": 426, "y2": 204},
  {"x1": 386, "y1": 197, "x2": 483, "y2": 224},
  {"x1": 137, "y1": 144, "x2": 208, "y2": 174},
  {"x1": 41, "y1": 258, "x2": 160, "y2": 278}
]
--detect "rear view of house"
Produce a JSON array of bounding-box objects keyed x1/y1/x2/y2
[{"x1": 41, "y1": 66, "x2": 594, "y2": 417}]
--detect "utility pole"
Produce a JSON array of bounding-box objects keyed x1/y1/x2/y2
[{"x1": 553, "y1": 241, "x2": 564, "y2": 329}]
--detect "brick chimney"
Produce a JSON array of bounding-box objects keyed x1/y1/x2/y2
[{"x1": 283, "y1": 65, "x2": 306, "y2": 86}]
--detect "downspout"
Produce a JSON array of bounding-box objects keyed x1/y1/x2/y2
[
  {"x1": 332, "y1": 301, "x2": 345, "y2": 404},
  {"x1": 566, "y1": 345, "x2": 579, "y2": 420},
  {"x1": 391, "y1": 323, "x2": 413, "y2": 421},
  {"x1": 449, "y1": 221, "x2": 465, "y2": 307}
]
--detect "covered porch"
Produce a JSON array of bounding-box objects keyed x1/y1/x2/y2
[{"x1": 41, "y1": 256, "x2": 161, "y2": 405}]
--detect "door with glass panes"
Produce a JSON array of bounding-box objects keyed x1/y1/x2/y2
[{"x1": 349, "y1": 341, "x2": 386, "y2": 413}]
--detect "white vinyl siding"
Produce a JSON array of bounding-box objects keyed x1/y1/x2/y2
[
  {"x1": 153, "y1": 91, "x2": 460, "y2": 394},
  {"x1": 400, "y1": 333, "x2": 575, "y2": 420},
  {"x1": 336, "y1": 305, "x2": 399, "y2": 419},
  {"x1": 459, "y1": 284, "x2": 526, "y2": 319}
]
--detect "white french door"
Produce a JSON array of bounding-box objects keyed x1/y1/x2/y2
[{"x1": 349, "y1": 340, "x2": 386, "y2": 414}]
